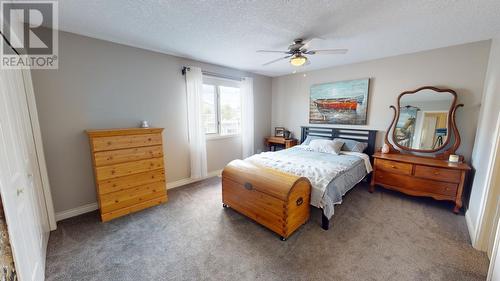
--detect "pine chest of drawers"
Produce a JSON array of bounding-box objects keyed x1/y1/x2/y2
[
  {"x1": 370, "y1": 152, "x2": 470, "y2": 213},
  {"x1": 87, "y1": 128, "x2": 168, "y2": 221}
]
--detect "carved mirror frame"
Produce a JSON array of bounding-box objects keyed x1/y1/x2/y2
[{"x1": 384, "y1": 86, "x2": 463, "y2": 160}]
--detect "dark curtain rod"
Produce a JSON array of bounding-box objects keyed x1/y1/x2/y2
[{"x1": 182, "y1": 66, "x2": 243, "y2": 81}]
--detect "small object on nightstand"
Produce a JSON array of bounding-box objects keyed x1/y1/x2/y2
[
  {"x1": 284, "y1": 130, "x2": 292, "y2": 139},
  {"x1": 265, "y1": 136, "x2": 298, "y2": 151},
  {"x1": 275, "y1": 127, "x2": 285, "y2": 137}
]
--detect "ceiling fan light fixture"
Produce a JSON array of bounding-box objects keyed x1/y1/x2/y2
[{"x1": 290, "y1": 54, "x2": 307, "y2": 66}]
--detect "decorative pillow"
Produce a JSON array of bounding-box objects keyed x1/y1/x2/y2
[
  {"x1": 302, "y1": 135, "x2": 330, "y2": 146},
  {"x1": 334, "y1": 138, "x2": 368, "y2": 153},
  {"x1": 309, "y1": 139, "x2": 344, "y2": 155}
]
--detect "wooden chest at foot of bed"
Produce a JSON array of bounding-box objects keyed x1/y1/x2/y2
[{"x1": 222, "y1": 160, "x2": 311, "y2": 240}]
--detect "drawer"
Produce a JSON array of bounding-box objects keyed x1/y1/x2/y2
[
  {"x1": 94, "y1": 145, "x2": 163, "y2": 166},
  {"x1": 95, "y1": 157, "x2": 164, "y2": 180},
  {"x1": 376, "y1": 159, "x2": 413, "y2": 175},
  {"x1": 222, "y1": 178, "x2": 286, "y2": 236},
  {"x1": 91, "y1": 133, "x2": 162, "y2": 152},
  {"x1": 98, "y1": 169, "x2": 165, "y2": 194},
  {"x1": 375, "y1": 171, "x2": 457, "y2": 197},
  {"x1": 100, "y1": 181, "x2": 167, "y2": 213},
  {"x1": 101, "y1": 196, "x2": 167, "y2": 222},
  {"x1": 414, "y1": 165, "x2": 462, "y2": 183}
]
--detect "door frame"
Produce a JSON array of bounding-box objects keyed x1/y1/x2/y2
[{"x1": 476, "y1": 114, "x2": 500, "y2": 251}]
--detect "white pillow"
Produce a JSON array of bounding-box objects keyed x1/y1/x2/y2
[
  {"x1": 301, "y1": 135, "x2": 329, "y2": 145},
  {"x1": 309, "y1": 139, "x2": 344, "y2": 155}
]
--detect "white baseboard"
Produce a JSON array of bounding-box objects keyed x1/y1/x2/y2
[
  {"x1": 54, "y1": 170, "x2": 223, "y2": 222},
  {"x1": 466, "y1": 210, "x2": 478, "y2": 247},
  {"x1": 55, "y1": 202, "x2": 99, "y2": 221},
  {"x1": 166, "y1": 169, "x2": 222, "y2": 189}
]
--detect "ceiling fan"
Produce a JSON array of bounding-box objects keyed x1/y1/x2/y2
[{"x1": 257, "y1": 38, "x2": 348, "y2": 67}]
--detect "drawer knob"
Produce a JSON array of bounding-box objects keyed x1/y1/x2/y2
[
  {"x1": 296, "y1": 197, "x2": 304, "y2": 206},
  {"x1": 244, "y1": 182, "x2": 253, "y2": 190},
  {"x1": 434, "y1": 172, "x2": 440, "y2": 175}
]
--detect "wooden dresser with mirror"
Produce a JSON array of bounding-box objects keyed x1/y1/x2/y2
[{"x1": 370, "y1": 86, "x2": 471, "y2": 213}]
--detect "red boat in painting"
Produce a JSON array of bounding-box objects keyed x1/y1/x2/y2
[{"x1": 313, "y1": 98, "x2": 358, "y2": 111}]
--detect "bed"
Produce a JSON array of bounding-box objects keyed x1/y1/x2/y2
[{"x1": 230, "y1": 126, "x2": 377, "y2": 231}]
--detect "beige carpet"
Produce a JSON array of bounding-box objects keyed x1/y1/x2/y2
[{"x1": 46, "y1": 177, "x2": 489, "y2": 281}]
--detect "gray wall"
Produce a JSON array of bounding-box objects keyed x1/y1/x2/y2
[
  {"x1": 31, "y1": 31, "x2": 272, "y2": 214},
  {"x1": 271, "y1": 41, "x2": 491, "y2": 161}
]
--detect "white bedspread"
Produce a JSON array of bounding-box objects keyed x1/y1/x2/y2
[
  {"x1": 340, "y1": 151, "x2": 373, "y2": 173},
  {"x1": 245, "y1": 147, "x2": 371, "y2": 210}
]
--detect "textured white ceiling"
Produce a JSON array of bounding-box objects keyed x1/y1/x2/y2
[{"x1": 56, "y1": 0, "x2": 500, "y2": 77}]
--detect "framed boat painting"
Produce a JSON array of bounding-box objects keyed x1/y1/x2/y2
[{"x1": 310, "y1": 78, "x2": 370, "y2": 125}]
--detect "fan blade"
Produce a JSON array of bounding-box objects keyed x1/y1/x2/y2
[
  {"x1": 256, "y1": 50, "x2": 289, "y2": 54},
  {"x1": 306, "y1": 49, "x2": 348, "y2": 55},
  {"x1": 299, "y1": 38, "x2": 316, "y2": 50},
  {"x1": 262, "y1": 55, "x2": 292, "y2": 66}
]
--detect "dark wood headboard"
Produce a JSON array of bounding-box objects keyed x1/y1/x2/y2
[{"x1": 300, "y1": 126, "x2": 378, "y2": 157}]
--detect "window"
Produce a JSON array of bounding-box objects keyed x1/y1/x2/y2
[
  {"x1": 201, "y1": 79, "x2": 241, "y2": 136},
  {"x1": 201, "y1": 85, "x2": 217, "y2": 134},
  {"x1": 219, "y1": 86, "x2": 241, "y2": 135}
]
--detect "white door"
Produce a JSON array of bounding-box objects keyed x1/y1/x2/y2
[{"x1": 0, "y1": 66, "x2": 47, "y2": 279}]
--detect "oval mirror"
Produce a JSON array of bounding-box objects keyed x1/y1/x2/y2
[{"x1": 392, "y1": 88, "x2": 455, "y2": 152}]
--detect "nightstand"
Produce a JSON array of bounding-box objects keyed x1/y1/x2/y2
[{"x1": 265, "y1": 137, "x2": 298, "y2": 151}]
